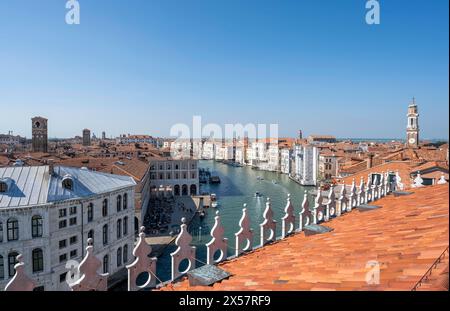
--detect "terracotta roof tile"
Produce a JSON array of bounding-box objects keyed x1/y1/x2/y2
[{"x1": 159, "y1": 185, "x2": 448, "y2": 291}]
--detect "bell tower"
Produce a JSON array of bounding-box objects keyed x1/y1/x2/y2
[
  {"x1": 406, "y1": 98, "x2": 419, "y2": 149},
  {"x1": 32, "y1": 116, "x2": 48, "y2": 153}
]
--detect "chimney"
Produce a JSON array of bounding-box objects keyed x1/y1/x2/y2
[
  {"x1": 48, "y1": 159, "x2": 54, "y2": 175},
  {"x1": 367, "y1": 153, "x2": 374, "y2": 169}
]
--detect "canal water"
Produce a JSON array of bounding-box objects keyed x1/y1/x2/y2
[{"x1": 155, "y1": 160, "x2": 311, "y2": 282}]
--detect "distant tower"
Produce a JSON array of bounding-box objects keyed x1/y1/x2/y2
[
  {"x1": 31, "y1": 116, "x2": 48, "y2": 153},
  {"x1": 298, "y1": 130, "x2": 303, "y2": 140},
  {"x1": 102, "y1": 131, "x2": 106, "y2": 140},
  {"x1": 406, "y1": 98, "x2": 419, "y2": 149},
  {"x1": 82, "y1": 129, "x2": 91, "y2": 146}
]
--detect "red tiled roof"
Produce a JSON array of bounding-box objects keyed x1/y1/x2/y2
[{"x1": 159, "y1": 184, "x2": 449, "y2": 291}]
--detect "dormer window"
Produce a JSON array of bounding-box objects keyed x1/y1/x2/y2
[
  {"x1": 62, "y1": 175, "x2": 74, "y2": 191},
  {"x1": 0, "y1": 178, "x2": 13, "y2": 193}
]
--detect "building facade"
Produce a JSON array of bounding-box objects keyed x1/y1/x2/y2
[
  {"x1": 0, "y1": 165, "x2": 136, "y2": 291},
  {"x1": 293, "y1": 144, "x2": 319, "y2": 186}
]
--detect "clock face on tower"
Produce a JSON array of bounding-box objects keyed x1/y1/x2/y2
[{"x1": 409, "y1": 138, "x2": 416, "y2": 145}]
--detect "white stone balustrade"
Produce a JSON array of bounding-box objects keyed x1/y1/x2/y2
[
  {"x1": 281, "y1": 194, "x2": 295, "y2": 238},
  {"x1": 336, "y1": 184, "x2": 348, "y2": 217},
  {"x1": 299, "y1": 190, "x2": 309, "y2": 231},
  {"x1": 70, "y1": 238, "x2": 108, "y2": 291},
  {"x1": 126, "y1": 226, "x2": 157, "y2": 291},
  {"x1": 349, "y1": 179, "x2": 357, "y2": 210},
  {"x1": 358, "y1": 177, "x2": 366, "y2": 206},
  {"x1": 4, "y1": 254, "x2": 37, "y2": 291},
  {"x1": 325, "y1": 185, "x2": 336, "y2": 220},
  {"x1": 206, "y1": 211, "x2": 228, "y2": 264},
  {"x1": 170, "y1": 217, "x2": 196, "y2": 281},
  {"x1": 235, "y1": 205, "x2": 253, "y2": 256},
  {"x1": 260, "y1": 198, "x2": 277, "y2": 245}
]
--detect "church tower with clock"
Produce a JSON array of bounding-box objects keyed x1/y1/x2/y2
[{"x1": 406, "y1": 98, "x2": 419, "y2": 149}]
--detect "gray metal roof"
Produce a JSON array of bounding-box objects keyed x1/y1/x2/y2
[{"x1": 0, "y1": 165, "x2": 136, "y2": 209}]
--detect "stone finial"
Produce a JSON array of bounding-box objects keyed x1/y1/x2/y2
[
  {"x1": 349, "y1": 178, "x2": 357, "y2": 209},
  {"x1": 396, "y1": 171, "x2": 404, "y2": 190},
  {"x1": 170, "y1": 217, "x2": 196, "y2": 281},
  {"x1": 281, "y1": 194, "x2": 295, "y2": 238},
  {"x1": 4, "y1": 254, "x2": 37, "y2": 291},
  {"x1": 437, "y1": 174, "x2": 447, "y2": 185},
  {"x1": 260, "y1": 198, "x2": 276, "y2": 246},
  {"x1": 126, "y1": 226, "x2": 157, "y2": 291},
  {"x1": 299, "y1": 190, "x2": 309, "y2": 231},
  {"x1": 412, "y1": 172, "x2": 424, "y2": 188},
  {"x1": 70, "y1": 239, "x2": 108, "y2": 291},
  {"x1": 358, "y1": 177, "x2": 366, "y2": 205},
  {"x1": 337, "y1": 184, "x2": 347, "y2": 216},
  {"x1": 206, "y1": 211, "x2": 228, "y2": 264},
  {"x1": 235, "y1": 205, "x2": 253, "y2": 257}
]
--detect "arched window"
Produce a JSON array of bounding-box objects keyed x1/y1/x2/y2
[
  {"x1": 117, "y1": 219, "x2": 122, "y2": 239},
  {"x1": 0, "y1": 255, "x2": 4, "y2": 280},
  {"x1": 62, "y1": 175, "x2": 74, "y2": 191},
  {"x1": 123, "y1": 193, "x2": 128, "y2": 210},
  {"x1": 87, "y1": 230, "x2": 94, "y2": 244},
  {"x1": 116, "y1": 195, "x2": 122, "y2": 212},
  {"x1": 117, "y1": 247, "x2": 122, "y2": 267},
  {"x1": 8, "y1": 252, "x2": 18, "y2": 277},
  {"x1": 7, "y1": 218, "x2": 19, "y2": 241},
  {"x1": 0, "y1": 221, "x2": 3, "y2": 243},
  {"x1": 103, "y1": 255, "x2": 109, "y2": 274},
  {"x1": 31, "y1": 215, "x2": 43, "y2": 238},
  {"x1": 102, "y1": 199, "x2": 108, "y2": 217},
  {"x1": 123, "y1": 245, "x2": 128, "y2": 264},
  {"x1": 123, "y1": 217, "x2": 128, "y2": 236},
  {"x1": 102, "y1": 224, "x2": 108, "y2": 245},
  {"x1": 87, "y1": 203, "x2": 94, "y2": 222},
  {"x1": 32, "y1": 248, "x2": 44, "y2": 273}
]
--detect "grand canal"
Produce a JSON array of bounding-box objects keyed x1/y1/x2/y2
[{"x1": 155, "y1": 160, "x2": 311, "y2": 282}]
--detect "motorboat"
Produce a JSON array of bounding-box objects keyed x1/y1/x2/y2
[
  {"x1": 254, "y1": 191, "x2": 263, "y2": 197},
  {"x1": 211, "y1": 201, "x2": 219, "y2": 208}
]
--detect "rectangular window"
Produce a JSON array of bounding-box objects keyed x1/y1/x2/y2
[
  {"x1": 70, "y1": 249, "x2": 77, "y2": 258},
  {"x1": 69, "y1": 217, "x2": 77, "y2": 226},
  {"x1": 59, "y1": 254, "x2": 67, "y2": 263},
  {"x1": 59, "y1": 209, "x2": 67, "y2": 218},
  {"x1": 59, "y1": 220, "x2": 67, "y2": 229},
  {"x1": 59, "y1": 272, "x2": 67, "y2": 283},
  {"x1": 69, "y1": 236, "x2": 77, "y2": 245},
  {"x1": 59, "y1": 240, "x2": 67, "y2": 249},
  {"x1": 70, "y1": 206, "x2": 77, "y2": 215}
]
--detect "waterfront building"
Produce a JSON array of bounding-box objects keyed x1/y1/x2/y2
[
  {"x1": 293, "y1": 144, "x2": 319, "y2": 186},
  {"x1": 249, "y1": 141, "x2": 269, "y2": 168},
  {"x1": 201, "y1": 141, "x2": 216, "y2": 160},
  {"x1": 31, "y1": 117, "x2": 48, "y2": 153},
  {"x1": 319, "y1": 153, "x2": 339, "y2": 181},
  {"x1": 267, "y1": 144, "x2": 280, "y2": 172},
  {"x1": 147, "y1": 159, "x2": 199, "y2": 215},
  {"x1": 235, "y1": 146, "x2": 246, "y2": 165},
  {"x1": 82, "y1": 129, "x2": 91, "y2": 146},
  {"x1": 0, "y1": 164, "x2": 136, "y2": 291},
  {"x1": 406, "y1": 98, "x2": 420, "y2": 149},
  {"x1": 280, "y1": 148, "x2": 293, "y2": 175}
]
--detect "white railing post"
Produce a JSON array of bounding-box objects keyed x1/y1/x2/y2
[
  {"x1": 260, "y1": 198, "x2": 276, "y2": 246},
  {"x1": 206, "y1": 211, "x2": 228, "y2": 265},
  {"x1": 299, "y1": 190, "x2": 309, "y2": 232},
  {"x1": 325, "y1": 185, "x2": 335, "y2": 220},
  {"x1": 126, "y1": 226, "x2": 157, "y2": 291},
  {"x1": 235, "y1": 205, "x2": 253, "y2": 256},
  {"x1": 4, "y1": 254, "x2": 37, "y2": 291},
  {"x1": 281, "y1": 194, "x2": 295, "y2": 238},
  {"x1": 70, "y1": 238, "x2": 108, "y2": 291},
  {"x1": 170, "y1": 217, "x2": 196, "y2": 281},
  {"x1": 349, "y1": 178, "x2": 357, "y2": 210},
  {"x1": 358, "y1": 177, "x2": 365, "y2": 206}
]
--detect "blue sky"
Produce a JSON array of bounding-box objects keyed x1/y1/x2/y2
[{"x1": 0, "y1": 0, "x2": 448, "y2": 139}]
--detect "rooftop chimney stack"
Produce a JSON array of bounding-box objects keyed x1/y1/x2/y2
[
  {"x1": 48, "y1": 159, "x2": 54, "y2": 175},
  {"x1": 367, "y1": 153, "x2": 374, "y2": 169}
]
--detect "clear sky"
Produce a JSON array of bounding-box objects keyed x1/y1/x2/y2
[{"x1": 0, "y1": 0, "x2": 448, "y2": 139}]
